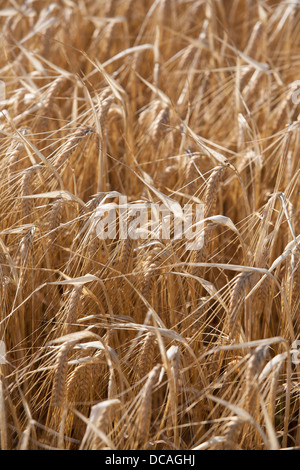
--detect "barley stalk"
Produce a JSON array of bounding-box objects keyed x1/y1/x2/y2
[
  {"x1": 138, "y1": 332, "x2": 156, "y2": 380},
  {"x1": 53, "y1": 341, "x2": 76, "y2": 407},
  {"x1": 135, "y1": 364, "x2": 161, "y2": 448},
  {"x1": 53, "y1": 127, "x2": 94, "y2": 170}
]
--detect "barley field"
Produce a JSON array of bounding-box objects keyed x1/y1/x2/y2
[{"x1": 0, "y1": 0, "x2": 299, "y2": 450}]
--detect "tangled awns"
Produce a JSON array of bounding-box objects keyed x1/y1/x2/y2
[{"x1": 0, "y1": 0, "x2": 299, "y2": 451}]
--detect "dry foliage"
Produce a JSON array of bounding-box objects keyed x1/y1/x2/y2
[{"x1": 0, "y1": 0, "x2": 299, "y2": 450}]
